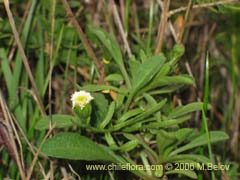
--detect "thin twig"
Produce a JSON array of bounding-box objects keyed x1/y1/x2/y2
[
  {"x1": 11, "y1": 113, "x2": 47, "y2": 178},
  {"x1": 169, "y1": 0, "x2": 239, "y2": 16},
  {"x1": 157, "y1": 0, "x2": 178, "y2": 43},
  {"x1": 3, "y1": 0, "x2": 46, "y2": 116},
  {"x1": 50, "y1": 160, "x2": 54, "y2": 180},
  {"x1": 93, "y1": 0, "x2": 104, "y2": 26},
  {"x1": 177, "y1": 0, "x2": 192, "y2": 43},
  {"x1": 120, "y1": 0, "x2": 125, "y2": 24},
  {"x1": 68, "y1": 164, "x2": 81, "y2": 180},
  {"x1": 168, "y1": 21, "x2": 178, "y2": 42},
  {"x1": 155, "y1": 0, "x2": 170, "y2": 54},
  {"x1": 7, "y1": 107, "x2": 25, "y2": 171},
  {"x1": 26, "y1": 124, "x2": 55, "y2": 180},
  {"x1": 0, "y1": 90, "x2": 26, "y2": 180},
  {"x1": 109, "y1": 0, "x2": 132, "y2": 57},
  {"x1": 8, "y1": 0, "x2": 31, "y2": 61},
  {"x1": 60, "y1": 166, "x2": 69, "y2": 179},
  {"x1": 61, "y1": 0, "x2": 105, "y2": 83}
]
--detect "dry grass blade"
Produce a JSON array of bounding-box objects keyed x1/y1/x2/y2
[
  {"x1": 26, "y1": 124, "x2": 56, "y2": 180},
  {"x1": 3, "y1": 0, "x2": 46, "y2": 116},
  {"x1": 10, "y1": 112, "x2": 47, "y2": 178},
  {"x1": 0, "y1": 90, "x2": 26, "y2": 180},
  {"x1": 169, "y1": 0, "x2": 239, "y2": 16},
  {"x1": 155, "y1": 0, "x2": 170, "y2": 54},
  {"x1": 177, "y1": 0, "x2": 192, "y2": 43},
  {"x1": 0, "y1": 122, "x2": 17, "y2": 164},
  {"x1": 8, "y1": 0, "x2": 31, "y2": 61},
  {"x1": 68, "y1": 164, "x2": 81, "y2": 180},
  {"x1": 110, "y1": 0, "x2": 132, "y2": 58}
]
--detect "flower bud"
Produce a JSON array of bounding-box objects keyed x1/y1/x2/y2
[{"x1": 71, "y1": 91, "x2": 94, "y2": 123}]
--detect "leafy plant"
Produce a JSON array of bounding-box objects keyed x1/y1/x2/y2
[{"x1": 36, "y1": 28, "x2": 229, "y2": 179}]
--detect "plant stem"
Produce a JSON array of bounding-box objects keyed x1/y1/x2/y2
[{"x1": 202, "y1": 53, "x2": 215, "y2": 180}]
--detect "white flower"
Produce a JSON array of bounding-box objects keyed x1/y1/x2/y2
[{"x1": 71, "y1": 91, "x2": 94, "y2": 109}]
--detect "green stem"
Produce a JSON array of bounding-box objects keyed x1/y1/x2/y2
[
  {"x1": 124, "y1": 92, "x2": 134, "y2": 112},
  {"x1": 202, "y1": 53, "x2": 215, "y2": 180},
  {"x1": 120, "y1": 64, "x2": 132, "y2": 90}
]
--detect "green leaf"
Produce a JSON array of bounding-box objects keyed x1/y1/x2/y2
[
  {"x1": 92, "y1": 93, "x2": 109, "y2": 125},
  {"x1": 168, "y1": 102, "x2": 204, "y2": 119},
  {"x1": 123, "y1": 133, "x2": 139, "y2": 141},
  {"x1": 41, "y1": 132, "x2": 117, "y2": 162},
  {"x1": 115, "y1": 87, "x2": 126, "y2": 108},
  {"x1": 99, "y1": 102, "x2": 115, "y2": 129},
  {"x1": 165, "y1": 154, "x2": 211, "y2": 164},
  {"x1": 175, "y1": 128, "x2": 194, "y2": 141},
  {"x1": 154, "y1": 63, "x2": 171, "y2": 78},
  {"x1": 115, "y1": 99, "x2": 167, "y2": 130},
  {"x1": 142, "y1": 75, "x2": 194, "y2": 93},
  {"x1": 35, "y1": 115, "x2": 77, "y2": 130},
  {"x1": 89, "y1": 26, "x2": 131, "y2": 88},
  {"x1": 132, "y1": 55, "x2": 165, "y2": 94},
  {"x1": 139, "y1": 49, "x2": 147, "y2": 62},
  {"x1": 104, "y1": 74, "x2": 123, "y2": 82},
  {"x1": 122, "y1": 122, "x2": 143, "y2": 132},
  {"x1": 77, "y1": 84, "x2": 126, "y2": 94},
  {"x1": 92, "y1": 27, "x2": 123, "y2": 66},
  {"x1": 0, "y1": 49, "x2": 13, "y2": 94},
  {"x1": 157, "y1": 130, "x2": 176, "y2": 156},
  {"x1": 165, "y1": 169, "x2": 197, "y2": 179},
  {"x1": 159, "y1": 75, "x2": 194, "y2": 86},
  {"x1": 170, "y1": 131, "x2": 229, "y2": 155},
  {"x1": 157, "y1": 128, "x2": 194, "y2": 157},
  {"x1": 105, "y1": 133, "x2": 118, "y2": 149},
  {"x1": 144, "y1": 94, "x2": 161, "y2": 119},
  {"x1": 69, "y1": 0, "x2": 81, "y2": 8},
  {"x1": 0, "y1": 49, "x2": 26, "y2": 131},
  {"x1": 118, "y1": 140, "x2": 139, "y2": 152},
  {"x1": 117, "y1": 108, "x2": 143, "y2": 123},
  {"x1": 129, "y1": 58, "x2": 141, "y2": 80},
  {"x1": 144, "y1": 115, "x2": 191, "y2": 129},
  {"x1": 169, "y1": 44, "x2": 185, "y2": 66},
  {"x1": 148, "y1": 85, "x2": 183, "y2": 95}
]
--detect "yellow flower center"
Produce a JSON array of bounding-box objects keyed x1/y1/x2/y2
[
  {"x1": 71, "y1": 90, "x2": 93, "y2": 109},
  {"x1": 76, "y1": 96, "x2": 87, "y2": 104}
]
